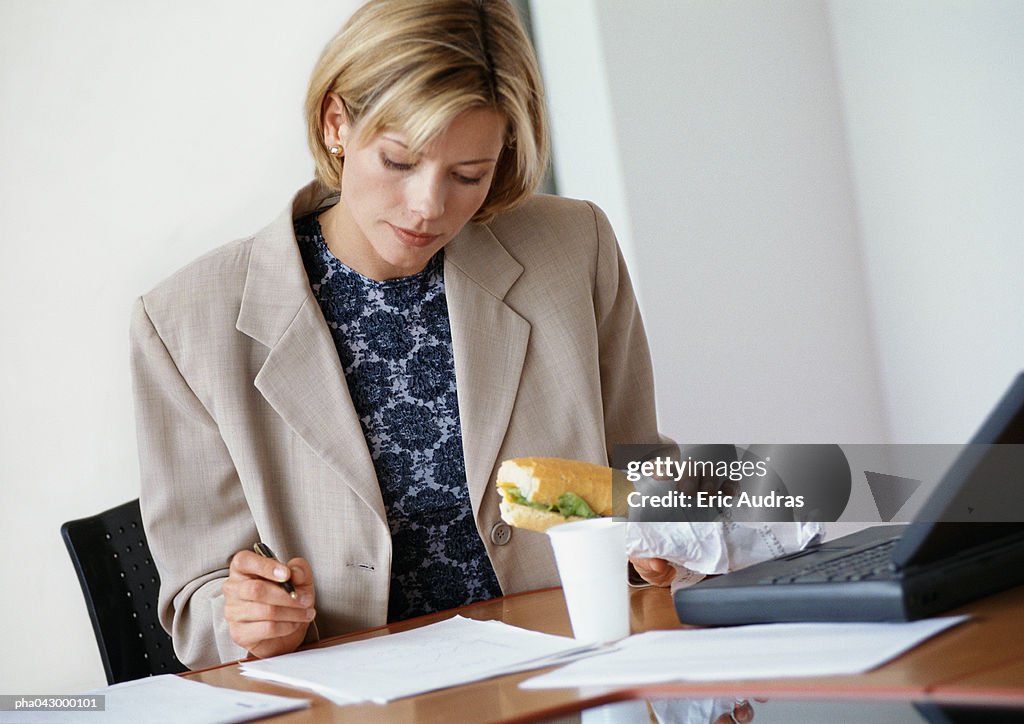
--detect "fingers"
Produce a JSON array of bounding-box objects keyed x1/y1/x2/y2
[
  {"x1": 224, "y1": 599, "x2": 312, "y2": 628},
  {"x1": 230, "y1": 550, "x2": 294, "y2": 586},
  {"x1": 229, "y1": 552, "x2": 314, "y2": 598},
  {"x1": 713, "y1": 700, "x2": 754, "y2": 724},
  {"x1": 223, "y1": 550, "x2": 316, "y2": 657},
  {"x1": 629, "y1": 556, "x2": 676, "y2": 587},
  {"x1": 284, "y1": 556, "x2": 314, "y2": 590},
  {"x1": 732, "y1": 700, "x2": 754, "y2": 723},
  {"x1": 227, "y1": 614, "x2": 312, "y2": 660}
]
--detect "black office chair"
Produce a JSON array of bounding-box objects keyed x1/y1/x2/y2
[{"x1": 61, "y1": 498, "x2": 188, "y2": 684}]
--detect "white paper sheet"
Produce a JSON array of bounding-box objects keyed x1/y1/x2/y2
[
  {"x1": 240, "y1": 615, "x2": 600, "y2": 704},
  {"x1": 520, "y1": 616, "x2": 968, "y2": 689},
  {"x1": 1, "y1": 675, "x2": 309, "y2": 724}
]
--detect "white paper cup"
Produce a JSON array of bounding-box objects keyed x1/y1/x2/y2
[{"x1": 547, "y1": 518, "x2": 629, "y2": 644}]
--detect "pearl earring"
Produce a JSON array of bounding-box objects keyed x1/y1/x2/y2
[{"x1": 328, "y1": 145, "x2": 343, "y2": 157}]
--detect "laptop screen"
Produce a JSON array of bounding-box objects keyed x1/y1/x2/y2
[{"x1": 895, "y1": 372, "x2": 1024, "y2": 566}]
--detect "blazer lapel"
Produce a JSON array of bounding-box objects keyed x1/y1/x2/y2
[
  {"x1": 236, "y1": 190, "x2": 386, "y2": 525},
  {"x1": 444, "y1": 224, "x2": 530, "y2": 516}
]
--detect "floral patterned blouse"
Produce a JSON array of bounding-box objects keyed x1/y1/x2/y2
[{"x1": 295, "y1": 212, "x2": 501, "y2": 621}]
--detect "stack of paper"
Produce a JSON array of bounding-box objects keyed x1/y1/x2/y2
[
  {"x1": 520, "y1": 615, "x2": 968, "y2": 689},
  {"x1": 240, "y1": 615, "x2": 599, "y2": 704},
  {"x1": 239, "y1": 613, "x2": 968, "y2": 704}
]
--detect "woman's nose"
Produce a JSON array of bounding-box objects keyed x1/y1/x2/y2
[{"x1": 408, "y1": 174, "x2": 445, "y2": 221}]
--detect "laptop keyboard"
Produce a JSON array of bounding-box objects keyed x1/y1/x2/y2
[{"x1": 769, "y1": 538, "x2": 899, "y2": 584}]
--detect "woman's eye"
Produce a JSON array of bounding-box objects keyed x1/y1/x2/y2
[
  {"x1": 381, "y1": 155, "x2": 414, "y2": 171},
  {"x1": 455, "y1": 173, "x2": 485, "y2": 186}
]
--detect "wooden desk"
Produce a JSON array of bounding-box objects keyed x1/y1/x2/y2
[{"x1": 184, "y1": 585, "x2": 1024, "y2": 723}]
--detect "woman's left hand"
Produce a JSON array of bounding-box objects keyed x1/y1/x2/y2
[{"x1": 629, "y1": 556, "x2": 676, "y2": 586}]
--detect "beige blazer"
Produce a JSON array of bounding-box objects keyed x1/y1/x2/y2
[{"x1": 131, "y1": 181, "x2": 661, "y2": 668}]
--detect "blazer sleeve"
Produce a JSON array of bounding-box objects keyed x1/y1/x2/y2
[
  {"x1": 130, "y1": 296, "x2": 252, "y2": 668},
  {"x1": 587, "y1": 202, "x2": 673, "y2": 452}
]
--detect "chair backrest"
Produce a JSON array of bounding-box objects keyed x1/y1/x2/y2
[{"x1": 61, "y1": 498, "x2": 188, "y2": 684}]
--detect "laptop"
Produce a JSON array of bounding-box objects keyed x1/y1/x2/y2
[{"x1": 673, "y1": 373, "x2": 1024, "y2": 624}]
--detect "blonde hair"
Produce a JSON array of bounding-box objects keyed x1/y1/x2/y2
[{"x1": 305, "y1": 0, "x2": 549, "y2": 223}]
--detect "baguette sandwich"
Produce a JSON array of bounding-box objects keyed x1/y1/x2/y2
[{"x1": 495, "y1": 457, "x2": 614, "y2": 532}]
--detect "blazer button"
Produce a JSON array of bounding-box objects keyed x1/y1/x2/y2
[{"x1": 490, "y1": 522, "x2": 512, "y2": 546}]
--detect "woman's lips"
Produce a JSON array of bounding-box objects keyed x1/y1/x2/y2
[{"x1": 388, "y1": 223, "x2": 441, "y2": 248}]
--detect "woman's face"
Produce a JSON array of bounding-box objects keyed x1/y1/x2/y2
[{"x1": 322, "y1": 105, "x2": 506, "y2": 281}]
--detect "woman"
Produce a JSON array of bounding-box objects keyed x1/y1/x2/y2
[{"x1": 132, "y1": 0, "x2": 664, "y2": 669}]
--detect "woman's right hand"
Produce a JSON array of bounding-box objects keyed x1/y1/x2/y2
[{"x1": 223, "y1": 550, "x2": 316, "y2": 659}]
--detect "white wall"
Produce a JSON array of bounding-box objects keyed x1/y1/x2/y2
[
  {"x1": 2, "y1": 0, "x2": 1021, "y2": 693},
  {"x1": 533, "y1": 0, "x2": 1022, "y2": 445},
  {"x1": 533, "y1": 0, "x2": 888, "y2": 444},
  {"x1": 828, "y1": 0, "x2": 1024, "y2": 442},
  {"x1": 0, "y1": 0, "x2": 359, "y2": 693}
]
